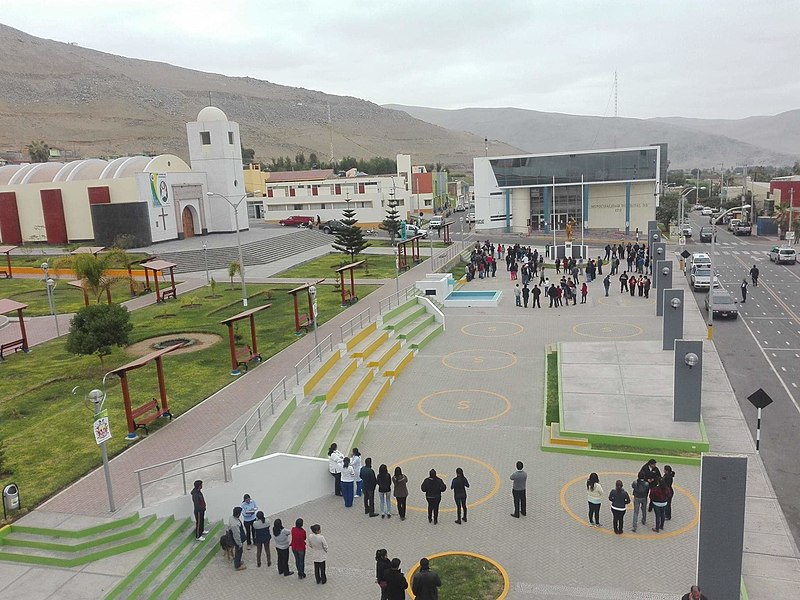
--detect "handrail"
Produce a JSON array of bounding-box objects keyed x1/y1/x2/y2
[
  {"x1": 231, "y1": 376, "x2": 291, "y2": 456},
  {"x1": 294, "y1": 334, "x2": 334, "y2": 384},
  {"x1": 378, "y1": 284, "x2": 418, "y2": 315},
  {"x1": 339, "y1": 307, "x2": 372, "y2": 344},
  {"x1": 134, "y1": 443, "x2": 236, "y2": 508}
]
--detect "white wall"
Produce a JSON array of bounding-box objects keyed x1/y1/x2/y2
[{"x1": 140, "y1": 453, "x2": 330, "y2": 524}]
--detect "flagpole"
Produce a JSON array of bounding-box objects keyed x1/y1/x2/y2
[
  {"x1": 581, "y1": 174, "x2": 585, "y2": 257},
  {"x1": 552, "y1": 175, "x2": 556, "y2": 251}
]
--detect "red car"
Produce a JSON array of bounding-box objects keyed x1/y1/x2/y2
[{"x1": 278, "y1": 215, "x2": 314, "y2": 227}]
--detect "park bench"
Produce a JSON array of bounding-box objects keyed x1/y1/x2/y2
[
  {"x1": 236, "y1": 345, "x2": 262, "y2": 372},
  {"x1": 0, "y1": 339, "x2": 25, "y2": 361},
  {"x1": 0, "y1": 269, "x2": 9, "y2": 279},
  {"x1": 131, "y1": 398, "x2": 171, "y2": 434},
  {"x1": 160, "y1": 288, "x2": 177, "y2": 302}
]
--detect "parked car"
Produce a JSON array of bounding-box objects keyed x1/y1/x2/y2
[
  {"x1": 769, "y1": 246, "x2": 797, "y2": 264},
  {"x1": 404, "y1": 223, "x2": 428, "y2": 238},
  {"x1": 322, "y1": 219, "x2": 348, "y2": 234},
  {"x1": 727, "y1": 218, "x2": 740, "y2": 232},
  {"x1": 465, "y1": 212, "x2": 476, "y2": 223},
  {"x1": 734, "y1": 222, "x2": 752, "y2": 236},
  {"x1": 701, "y1": 207, "x2": 713, "y2": 216},
  {"x1": 690, "y1": 252, "x2": 712, "y2": 269},
  {"x1": 704, "y1": 289, "x2": 738, "y2": 319},
  {"x1": 428, "y1": 216, "x2": 444, "y2": 229},
  {"x1": 681, "y1": 224, "x2": 693, "y2": 237},
  {"x1": 453, "y1": 204, "x2": 466, "y2": 212},
  {"x1": 690, "y1": 266, "x2": 720, "y2": 291},
  {"x1": 279, "y1": 215, "x2": 314, "y2": 227},
  {"x1": 699, "y1": 226, "x2": 714, "y2": 243}
]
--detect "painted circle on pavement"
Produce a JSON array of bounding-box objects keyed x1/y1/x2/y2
[
  {"x1": 417, "y1": 389, "x2": 512, "y2": 423},
  {"x1": 572, "y1": 322, "x2": 643, "y2": 339},
  {"x1": 405, "y1": 551, "x2": 510, "y2": 599},
  {"x1": 442, "y1": 349, "x2": 517, "y2": 372},
  {"x1": 596, "y1": 295, "x2": 656, "y2": 307},
  {"x1": 393, "y1": 453, "x2": 501, "y2": 513},
  {"x1": 559, "y1": 471, "x2": 699, "y2": 539},
  {"x1": 461, "y1": 321, "x2": 523, "y2": 337}
]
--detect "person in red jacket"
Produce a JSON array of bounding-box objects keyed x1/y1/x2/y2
[
  {"x1": 649, "y1": 479, "x2": 670, "y2": 532},
  {"x1": 290, "y1": 518, "x2": 307, "y2": 579},
  {"x1": 580, "y1": 282, "x2": 588, "y2": 304}
]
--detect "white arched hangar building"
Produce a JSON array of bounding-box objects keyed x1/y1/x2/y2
[{"x1": 472, "y1": 145, "x2": 665, "y2": 235}]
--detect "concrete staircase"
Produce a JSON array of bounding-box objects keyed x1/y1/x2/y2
[{"x1": 154, "y1": 229, "x2": 333, "y2": 273}]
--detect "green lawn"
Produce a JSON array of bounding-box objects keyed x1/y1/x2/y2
[
  {"x1": 3, "y1": 252, "x2": 150, "y2": 268},
  {"x1": 545, "y1": 352, "x2": 559, "y2": 425},
  {"x1": 368, "y1": 239, "x2": 449, "y2": 249},
  {"x1": 0, "y1": 282, "x2": 378, "y2": 513},
  {"x1": 275, "y1": 253, "x2": 411, "y2": 279},
  {"x1": 428, "y1": 554, "x2": 505, "y2": 600},
  {"x1": 0, "y1": 278, "x2": 137, "y2": 316}
]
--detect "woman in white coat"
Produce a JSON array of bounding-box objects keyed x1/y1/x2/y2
[{"x1": 327, "y1": 443, "x2": 344, "y2": 496}]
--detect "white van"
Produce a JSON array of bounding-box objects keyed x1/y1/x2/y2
[{"x1": 690, "y1": 253, "x2": 712, "y2": 269}]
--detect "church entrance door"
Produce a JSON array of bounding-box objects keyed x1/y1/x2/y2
[{"x1": 182, "y1": 207, "x2": 195, "y2": 238}]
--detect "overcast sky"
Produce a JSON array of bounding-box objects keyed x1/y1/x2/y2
[{"x1": 2, "y1": 0, "x2": 798, "y2": 120}]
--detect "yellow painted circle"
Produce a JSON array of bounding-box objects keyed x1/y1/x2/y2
[
  {"x1": 461, "y1": 321, "x2": 523, "y2": 338},
  {"x1": 393, "y1": 453, "x2": 501, "y2": 513},
  {"x1": 596, "y1": 295, "x2": 656, "y2": 307},
  {"x1": 406, "y1": 551, "x2": 510, "y2": 600},
  {"x1": 572, "y1": 321, "x2": 643, "y2": 339},
  {"x1": 441, "y1": 349, "x2": 518, "y2": 372},
  {"x1": 417, "y1": 389, "x2": 512, "y2": 424},
  {"x1": 559, "y1": 471, "x2": 699, "y2": 539}
]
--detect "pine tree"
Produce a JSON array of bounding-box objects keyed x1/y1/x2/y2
[
  {"x1": 381, "y1": 192, "x2": 402, "y2": 246},
  {"x1": 332, "y1": 197, "x2": 370, "y2": 262}
]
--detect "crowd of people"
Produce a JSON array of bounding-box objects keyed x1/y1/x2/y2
[{"x1": 585, "y1": 459, "x2": 676, "y2": 535}]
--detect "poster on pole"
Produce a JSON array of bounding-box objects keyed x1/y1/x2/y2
[{"x1": 93, "y1": 409, "x2": 112, "y2": 445}]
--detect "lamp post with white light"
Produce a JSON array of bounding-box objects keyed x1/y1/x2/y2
[
  {"x1": 41, "y1": 262, "x2": 59, "y2": 336},
  {"x1": 207, "y1": 191, "x2": 258, "y2": 307},
  {"x1": 707, "y1": 204, "x2": 750, "y2": 339}
]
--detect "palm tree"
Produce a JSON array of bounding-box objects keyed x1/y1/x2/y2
[
  {"x1": 56, "y1": 249, "x2": 133, "y2": 304},
  {"x1": 27, "y1": 140, "x2": 50, "y2": 163}
]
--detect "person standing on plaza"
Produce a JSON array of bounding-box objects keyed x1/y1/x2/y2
[
  {"x1": 421, "y1": 469, "x2": 447, "y2": 524},
  {"x1": 522, "y1": 283, "x2": 530, "y2": 308},
  {"x1": 629, "y1": 275, "x2": 637, "y2": 297},
  {"x1": 750, "y1": 264, "x2": 759, "y2": 286},
  {"x1": 741, "y1": 278, "x2": 748, "y2": 303},
  {"x1": 412, "y1": 557, "x2": 442, "y2": 600},
  {"x1": 376, "y1": 549, "x2": 392, "y2": 600},
  {"x1": 393, "y1": 466, "x2": 409, "y2": 520},
  {"x1": 619, "y1": 271, "x2": 629, "y2": 293},
  {"x1": 451, "y1": 467, "x2": 470, "y2": 524},
  {"x1": 603, "y1": 274, "x2": 611, "y2": 297},
  {"x1": 253, "y1": 510, "x2": 272, "y2": 567},
  {"x1": 514, "y1": 283, "x2": 521, "y2": 307},
  {"x1": 191, "y1": 480, "x2": 207, "y2": 541},
  {"x1": 340, "y1": 456, "x2": 356, "y2": 508},
  {"x1": 605, "y1": 244, "x2": 611, "y2": 261},
  {"x1": 240, "y1": 494, "x2": 258, "y2": 546},
  {"x1": 662, "y1": 465, "x2": 676, "y2": 520},
  {"x1": 643, "y1": 276, "x2": 651, "y2": 299},
  {"x1": 681, "y1": 584, "x2": 708, "y2": 600},
  {"x1": 361, "y1": 457, "x2": 378, "y2": 517},
  {"x1": 290, "y1": 518, "x2": 307, "y2": 579},
  {"x1": 586, "y1": 472, "x2": 603, "y2": 527},
  {"x1": 377, "y1": 463, "x2": 393, "y2": 518},
  {"x1": 650, "y1": 478, "x2": 669, "y2": 532},
  {"x1": 328, "y1": 443, "x2": 344, "y2": 496},
  {"x1": 608, "y1": 479, "x2": 631, "y2": 534},
  {"x1": 385, "y1": 557, "x2": 409, "y2": 599},
  {"x1": 351, "y1": 448, "x2": 363, "y2": 497},
  {"x1": 581, "y1": 282, "x2": 588, "y2": 304},
  {"x1": 510, "y1": 461, "x2": 527, "y2": 518},
  {"x1": 532, "y1": 284, "x2": 542, "y2": 308},
  {"x1": 630, "y1": 474, "x2": 649, "y2": 533},
  {"x1": 307, "y1": 524, "x2": 328, "y2": 584},
  {"x1": 273, "y1": 518, "x2": 292, "y2": 576},
  {"x1": 228, "y1": 506, "x2": 246, "y2": 571}
]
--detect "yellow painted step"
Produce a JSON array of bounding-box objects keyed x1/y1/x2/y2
[{"x1": 549, "y1": 422, "x2": 589, "y2": 448}]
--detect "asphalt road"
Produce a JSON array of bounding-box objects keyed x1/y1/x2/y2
[{"x1": 682, "y1": 213, "x2": 800, "y2": 546}]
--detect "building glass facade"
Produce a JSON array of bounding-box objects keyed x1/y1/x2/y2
[{"x1": 490, "y1": 148, "x2": 659, "y2": 187}]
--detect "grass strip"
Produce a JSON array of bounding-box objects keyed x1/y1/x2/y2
[
  {"x1": 428, "y1": 554, "x2": 504, "y2": 600},
  {"x1": 545, "y1": 351, "x2": 559, "y2": 426}
]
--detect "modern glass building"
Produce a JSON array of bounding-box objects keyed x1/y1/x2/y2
[{"x1": 473, "y1": 145, "x2": 664, "y2": 235}]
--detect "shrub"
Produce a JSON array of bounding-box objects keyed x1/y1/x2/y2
[{"x1": 65, "y1": 304, "x2": 133, "y2": 365}]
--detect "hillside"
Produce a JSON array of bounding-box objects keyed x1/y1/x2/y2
[
  {"x1": 0, "y1": 24, "x2": 519, "y2": 171},
  {"x1": 384, "y1": 105, "x2": 797, "y2": 169}
]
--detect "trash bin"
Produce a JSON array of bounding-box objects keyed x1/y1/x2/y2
[{"x1": 3, "y1": 483, "x2": 20, "y2": 513}]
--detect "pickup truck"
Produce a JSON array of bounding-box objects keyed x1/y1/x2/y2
[
  {"x1": 279, "y1": 215, "x2": 314, "y2": 227},
  {"x1": 733, "y1": 222, "x2": 752, "y2": 236}
]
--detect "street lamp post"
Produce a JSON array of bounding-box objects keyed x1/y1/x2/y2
[
  {"x1": 207, "y1": 191, "x2": 258, "y2": 307},
  {"x1": 708, "y1": 204, "x2": 751, "y2": 339},
  {"x1": 41, "y1": 262, "x2": 60, "y2": 336},
  {"x1": 73, "y1": 385, "x2": 115, "y2": 512},
  {"x1": 203, "y1": 242, "x2": 210, "y2": 283}
]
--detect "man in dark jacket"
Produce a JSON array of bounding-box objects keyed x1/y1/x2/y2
[
  {"x1": 360, "y1": 458, "x2": 378, "y2": 517},
  {"x1": 191, "y1": 480, "x2": 207, "y2": 540},
  {"x1": 385, "y1": 558, "x2": 409, "y2": 600},
  {"x1": 420, "y1": 470, "x2": 447, "y2": 524},
  {"x1": 411, "y1": 557, "x2": 442, "y2": 600}
]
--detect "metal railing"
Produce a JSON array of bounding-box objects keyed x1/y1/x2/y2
[
  {"x1": 134, "y1": 443, "x2": 236, "y2": 508},
  {"x1": 294, "y1": 333, "x2": 334, "y2": 384},
  {"x1": 378, "y1": 284, "x2": 419, "y2": 315},
  {"x1": 231, "y1": 376, "x2": 291, "y2": 457},
  {"x1": 339, "y1": 307, "x2": 372, "y2": 344},
  {"x1": 430, "y1": 237, "x2": 472, "y2": 272}
]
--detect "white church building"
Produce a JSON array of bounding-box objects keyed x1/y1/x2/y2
[{"x1": 0, "y1": 106, "x2": 247, "y2": 247}]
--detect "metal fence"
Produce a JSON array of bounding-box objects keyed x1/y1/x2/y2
[
  {"x1": 231, "y1": 376, "x2": 291, "y2": 457},
  {"x1": 338, "y1": 307, "x2": 372, "y2": 344},
  {"x1": 294, "y1": 334, "x2": 335, "y2": 384},
  {"x1": 134, "y1": 443, "x2": 236, "y2": 508},
  {"x1": 377, "y1": 284, "x2": 419, "y2": 315}
]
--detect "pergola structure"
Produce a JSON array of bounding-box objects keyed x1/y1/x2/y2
[
  {"x1": 140, "y1": 259, "x2": 178, "y2": 303},
  {"x1": 0, "y1": 245, "x2": 17, "y2": 279},
  {"x1": 70, "y1": 246, "x2": 106, "y2": 256},
  {"x1": 219, "y1": 304, "x2": 271, "y2": 375},
  {"x1": 67, "y1": 280, "x2": 113, "y2": 306},
  {"x1": 397, "y1": 234, "x2": 424, "y2": 271},
  {"x1": 0, "y1": 299, "x2": 29, "y2": 360},
  {"x1": 333, "y1": 260, "x2": 364, "y2": 306},
  {"x1": 107, "y1": 344, "x2": 181, "y2": 439},
  {"x1": 438, "y1": 221, "x2": 453, "y2": 244},
  {"x1": 288, "y1": 279, "x2": 324, "y2": 334}
]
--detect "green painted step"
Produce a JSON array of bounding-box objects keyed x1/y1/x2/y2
[
  {"x1": 0, "y1": 513, "x2": 141, "y2": 540},
  {"x1": 385, "y1": 305, "x2": 425, "y2": 331},
  {"x1": 410, "y1": 323, "x2": 444, "y2": 350}
]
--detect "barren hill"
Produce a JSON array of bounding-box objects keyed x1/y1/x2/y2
[
  {"x1": 384, "y1": 105, "x2": 798, "y2": 169},
  {"x1": 0, "y1": 24, "x2": 519, "y2": 171}
]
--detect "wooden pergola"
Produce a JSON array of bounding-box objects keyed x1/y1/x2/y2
[
  {"x1": 287, "y1": 279, "x2": 324, "y2": 334},
  {"x1": 220, "y1": 304, "x2": 271, "y2": 375},
  {"x1": 66, "y1": 280, "x2": 113, "y2": 306},
  {"x1": 108, "y1": 344, "x2": 181, "y2": 439},
  {"x1": 439, "y1": 221, "x2": 453, "y2": 244},
  {"x1": 140, "y1": 259, "x2": 178, "y2": 303},
  {"x1": 333, "y1": 260, "x2": 364, "y2": 306},
  {"x1": 0, "y1": 299, "x2": 29, "y2": 360},
  {"x1": 397, "y1": 234, "x2": 424, "y2": 271},
  {"x1": 0, "y1": 245, "x2": 17, "y2": 279},
  {"x1": 70, "y1": 246, "x2": 106, "y2": 256}
]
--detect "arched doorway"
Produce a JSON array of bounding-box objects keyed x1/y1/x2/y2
[{"x1": 181, "y1": 206, "x2": 196, "y2": 238}]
